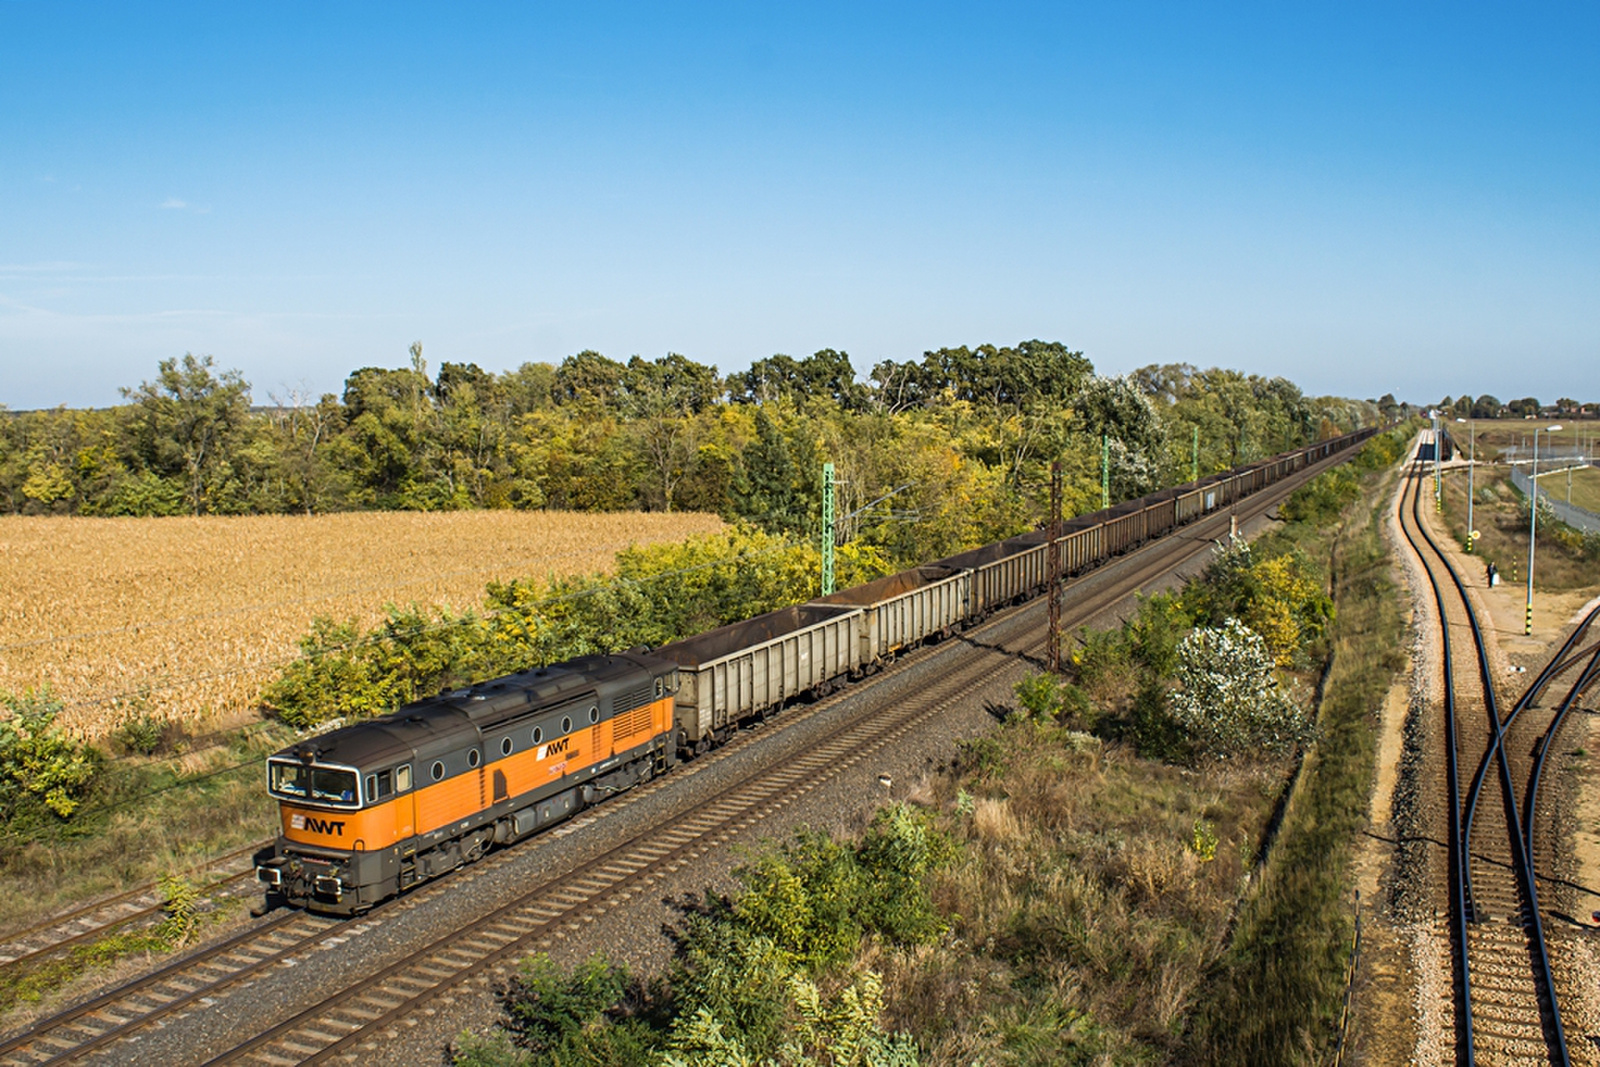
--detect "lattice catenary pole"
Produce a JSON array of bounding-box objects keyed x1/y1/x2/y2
[{"x1": 1047, "y1": 460, "x2": 1062, "y2": 674}]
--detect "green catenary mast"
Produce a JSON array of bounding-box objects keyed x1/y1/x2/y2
[{"x1": 821, "y1": 461, "x2": 835, "y2": 596}]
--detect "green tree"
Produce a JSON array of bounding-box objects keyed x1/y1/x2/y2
[
  {"x1": 263, "y1": 388, "x2": 348, "y2": 513},
  {"x1": 0, "y1": 690, "x2": 100, "y2": 821},
  {"x1": 622, "y1": 354, "x2": 722, "y2": 511},
  {"x1": 733, "y1": 410, "x2": 803, "y2": 533},
  {"x1": 120, "y1": 354, "x2": 252, "y2": 514},
  {"x1": 553, "y1": 350, "x2": 628, "y2": 411}
]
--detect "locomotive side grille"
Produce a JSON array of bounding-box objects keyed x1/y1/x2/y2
[
  {"x1": 616, "y1": 703, "x2": 653, "y2": 740},
  {"x1": 615, "y1": 683, "x2": 653, "y2": 713}
]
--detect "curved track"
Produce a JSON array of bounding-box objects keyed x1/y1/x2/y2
[
  {"x1": 0, "y1": 443, "x2": 1359, "y2": 1065},
  {"x1": 1397, "y1": 455, "x2": 1596, "y2": 1065}
]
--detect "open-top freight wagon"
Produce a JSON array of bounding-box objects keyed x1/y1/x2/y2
[{"x1": 258, "y1": 425, "x2": 1378, "y2": 913}]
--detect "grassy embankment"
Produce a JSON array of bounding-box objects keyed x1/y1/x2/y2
[
  {"x1": 452, "y1": 427, "x2": 1417, "y2": 1066},
  {"x1": 1535, "y1": 465, "x2": 1600, "y2": 515},
  {"x1": 895, "y1": 434, "x2": 1411, "y2": 1063},
  {"x1": 0, "y1": 724, "x2": 289, "y2": 1018},
  {"x1": 1437, "y1": 464, "x2": 1599, "y2": 591},
  {"x1": 1182, "y1": 455, "x2": 1407, "y2": 1061}
]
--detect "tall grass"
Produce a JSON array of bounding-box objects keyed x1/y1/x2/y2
[{"x1": 1184, "y1": 469, "x2": 1406, "y2": 1063}]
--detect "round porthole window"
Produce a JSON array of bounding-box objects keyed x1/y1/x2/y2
[
  {"x1": 532, "y1": 727, "x2": 543, "y2": 745},
  {"x1": 468, "y1": 749, "x2": 480, "y2": 768},
  {"x1": 561, "y1": 716, "x2": 572, "y2": 734},
  {"x1": 589, "y1": 705, "x2": 599, "y2": 724},
  {"x1": 431, "y1": 761, "x2": 445, "y2": 781},
  {"x1": 501, "y1": 737, "x2": 513, "y2": 757}
]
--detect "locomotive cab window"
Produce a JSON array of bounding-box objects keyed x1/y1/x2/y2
[
  {"x1": 269, "y1": 761, "x2": 359, "y2": 808},
  {"x1": 365, "y1": 769, "x2": 393, "y2": 803},
  {"x1": 396, "y1": 764, "x2": 412, "y2": 792}
]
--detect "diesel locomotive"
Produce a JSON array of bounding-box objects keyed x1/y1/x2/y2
[
  {"x1": 256, "y1": 651, "x2": 679, "y2": 914},
  {"x1": 258, "y1": 425, "x2": 1381, "y2": 915}
]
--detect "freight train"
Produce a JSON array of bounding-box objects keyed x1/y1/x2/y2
[{"x1": 256, "y1": 426, "x2": 1377, "y2": 914}]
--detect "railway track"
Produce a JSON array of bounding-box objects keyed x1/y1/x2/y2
[
  {"x1": 0, "y1": 443, "x2": 1356, "y2": 1065},
  {"x1": 0, "y1": 845, "x2": 267, "y2": 979},
  {"x1": 1396, "y1": 454, "x2": 1598, "y2": 1065}
]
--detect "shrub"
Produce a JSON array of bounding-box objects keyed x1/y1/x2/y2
[
  {"x1": 1280, "y1": 467, "x2": 1360, "y2": 526},
  {"x1": 1168, "y1": 618, "x2": 1312, "y2": 760},
  {"x1": 0, "y1": 689, "x2": 100, "y2": 821},
  {"x1": 1184, "y1": 540, "x2": 1332, "y2": 668},
  {"x1": 493, "y1": 954, "x2": 657, "y2": 1066},
  {"x1": 266, "y1": 527, "x2": 893, "y2": 728},
  {"x1": 110, "y1": 712, "x2": 169, "y2": 756}
]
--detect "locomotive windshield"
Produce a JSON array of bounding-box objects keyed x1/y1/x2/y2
[{"x1": 269, "y1": 760, "x2": 360, "y2": 807}]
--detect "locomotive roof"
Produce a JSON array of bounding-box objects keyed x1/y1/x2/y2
[{"x1": 270, "y1": 650, "x2": 675, "y2": 770}]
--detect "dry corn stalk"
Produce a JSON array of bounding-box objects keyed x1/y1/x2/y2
[{"x1": 0, "y1": 510, "x2": 724, "y2": 735}]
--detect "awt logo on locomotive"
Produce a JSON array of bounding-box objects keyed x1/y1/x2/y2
[{"x1": 290, "y1": 814, "x2": 347, "y2": 835}]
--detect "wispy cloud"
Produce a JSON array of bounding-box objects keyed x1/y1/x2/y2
[
  {"x1": 0, "y1": 261, "x2": 89, "y2": 274},
  {"x1": 160, "y1": 197, "x2": 188, "y2": 209}
]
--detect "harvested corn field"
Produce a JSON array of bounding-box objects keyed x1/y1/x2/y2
[{"x1": 0, "y1": 510, "x2": 724, "y2": 735}]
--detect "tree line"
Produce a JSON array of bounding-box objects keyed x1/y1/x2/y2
[{"x1": 1, "y1": 342, "x2": 1374, "y2": 557}]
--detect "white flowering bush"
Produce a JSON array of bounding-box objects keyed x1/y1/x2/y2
[{"x1": 1169, "y1": 618, "x2": 1312, "y2": 759}]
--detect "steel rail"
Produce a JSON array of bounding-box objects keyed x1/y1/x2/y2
[
  {"x1": 1522, "y1": 643, "x2": 1600, "y2": 887},
  {"x1": 1396, "y1": 462, "x2": 1476, "y2": 1063},
  {"x1": 0, "y1": 908, "x2": 322, "y2": 1064},
  {"x1": 0, "y1": 435, "x2": 1367, "y2": 1064},
  {"x1": 0, "y1": 842, "x2": 266, "y2": 972},
  {"x1": 1460, "y1": 605, "x2": 1600, "y2": 913},
  {"x1": 1405, "y1": 458, "x2": 1571, "y2": 1064}
]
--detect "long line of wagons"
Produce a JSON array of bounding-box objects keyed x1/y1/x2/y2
[{"x1": 257, "y1": 426, "x2": 1378, "y2": 913}]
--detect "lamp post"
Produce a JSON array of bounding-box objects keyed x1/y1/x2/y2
[
  {"x1": 1526, "y1": 423, "x2": 1564, "y2": 636},
  {"x1": 1456, "y1": 417, "x2": 1475, "y2": 552},
  {"x1": 1432, "y1": 413, "x2": 1442, "y2": 511}
]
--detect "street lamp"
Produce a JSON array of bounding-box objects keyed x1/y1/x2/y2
[
  {"x1": 1526, "y1": 423, "x2": 1564, "y2": 636},
  {"x1": 1430, "y1": 413, "x2": 1442, "y2": 510},
  {"x1": 1456, "y1": 417, "x2": 1476, "y2": 552}
]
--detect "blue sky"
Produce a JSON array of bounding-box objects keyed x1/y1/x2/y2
[{"x1": 3, "y1": 2, "x2": 1596, "y2": 409}]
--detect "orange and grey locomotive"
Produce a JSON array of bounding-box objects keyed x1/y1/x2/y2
[{"x1": 256, "y1": 651, "x2": 679, "y2": 915}]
